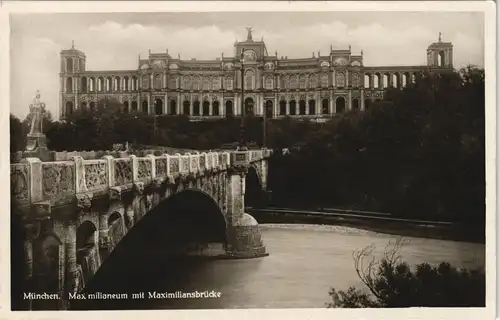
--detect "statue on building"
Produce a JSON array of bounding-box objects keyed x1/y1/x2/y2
[
  {"x1": 28, "y1": 90, "x2": 45, "y2": 136},
  {"x1": 245, "y1": 26, "x2": 253, "y2": 41},
  {"x1": 25, "y1": 90, "x2": 49, "y2": 158}
]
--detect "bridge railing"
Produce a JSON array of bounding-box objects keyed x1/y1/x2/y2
[{"x1": 11, "y1": 149, "x2": 271, "y2": 206}]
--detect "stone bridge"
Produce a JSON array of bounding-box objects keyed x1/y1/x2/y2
[{"x1": 11, "y1": 148, "x2": 272, "y2": 310}]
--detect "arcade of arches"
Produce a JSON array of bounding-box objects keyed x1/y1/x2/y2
[{"x1": 65, "y1": 96, "x2": 377, "y2": 118}]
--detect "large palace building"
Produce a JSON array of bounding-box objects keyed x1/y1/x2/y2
[{"x1": 59, "y1": 28, "x2": 453, "y2": 120}]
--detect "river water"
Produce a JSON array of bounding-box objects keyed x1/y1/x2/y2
[{"x1": 89, "y1": 224, "x2": 484, "y2": 310}]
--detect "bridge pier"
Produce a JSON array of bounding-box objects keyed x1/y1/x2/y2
[{"x1": 224, "y1": 151, "x2": 268, "y2": 259}]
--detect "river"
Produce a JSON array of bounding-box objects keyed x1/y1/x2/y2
[{"x1": 78, "y1": 224, "x2": 485, "y2": 310}]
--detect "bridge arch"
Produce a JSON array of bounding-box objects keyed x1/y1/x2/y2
[{"x1": 246, "y1": 164, "x2": 264, "y2": 208}]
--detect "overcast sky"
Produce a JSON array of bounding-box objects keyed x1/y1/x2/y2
[{"x1": 10, "y1": 12, "x2": 484, "y2": 120}]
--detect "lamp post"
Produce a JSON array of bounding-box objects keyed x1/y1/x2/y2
[{"x1": 238, "y1": 48, "x2": 247, "y2": 150}]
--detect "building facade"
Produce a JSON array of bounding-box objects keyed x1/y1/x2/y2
[{"x1": 59, "y1": 29, "x2": 453, "y2": 120}]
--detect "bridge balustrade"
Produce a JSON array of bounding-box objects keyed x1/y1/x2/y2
[{"x1": 11, "y1": 150, "x2": 267, "y2": 206}]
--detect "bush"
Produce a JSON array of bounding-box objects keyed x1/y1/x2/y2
[{"x1": 327, "y1": 239, "x2": 485, "y2": 308}]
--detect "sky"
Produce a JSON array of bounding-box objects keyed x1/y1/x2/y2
[{"x1": 10, "y1": 11, "x2": 484, "y2": 120}]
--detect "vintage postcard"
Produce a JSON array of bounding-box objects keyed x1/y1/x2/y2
[{"x1": 0, "y1": 1, "x2": 496, "y2": 319}]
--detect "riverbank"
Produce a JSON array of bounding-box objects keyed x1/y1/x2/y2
[{"x1": 249, "y1": 209, "x2": 484, "y2": 244}]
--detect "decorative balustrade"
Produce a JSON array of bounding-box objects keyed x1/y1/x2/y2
[{"x1": 10, "y1": 149, "x2": 271, "y2": 206}]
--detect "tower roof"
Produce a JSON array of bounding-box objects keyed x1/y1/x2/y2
[{"x1": 428, "y1": 32, "x2": 453, "y2": 48}]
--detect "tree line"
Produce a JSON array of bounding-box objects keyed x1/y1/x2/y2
[{"x1": 11, "y1": 66, "x2": 485, "y2": 233}]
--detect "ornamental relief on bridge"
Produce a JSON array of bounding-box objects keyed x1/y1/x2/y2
[
  {"x1": 114, "y1": 159, "x2": 133, "y2": 185},
  {"x1": 11, "y1": 164, "x2": 29, "y2": 202},
  {"x1": 42, "y1": 162, "x2": 75, "y2": 199},
  {"x1": 169, "y1": 157, "x2": 180, "y2": 175},
  {"x1": 84, "y1": 162, "x2": 108, "y2": 191},
  {"x1": 137, "y1": 158, "x2": 153, "y2": 181},
  {"x1": 155, "y1": 157, "x2": 168, "y2": 177}
]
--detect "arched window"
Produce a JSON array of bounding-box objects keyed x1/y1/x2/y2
[
  {"x1": 213, "y1": 100, "x2": 220, "y2": 116},
  {"x1": 193, "y1": 100, "x2": 200, "y2": 115},
  {"x1": 352, "y1": 99, "x2": 359, "y2": 110},
  {"x1": 336, "y1": 72, "x2": 346, "y2": 87},
  {"x1": 383, "y1": 74, "x2": 389, "y2": 88},
  {"x1": 402, "y1": 73, "x2": 409, "y2": 87},
  {"x1": 192, "y1": 77, "x2": 201, "y2": 91},
  {"x1": 81, "y1": 77, "x2": 88, "y2": 93},
  {"x1": 202, "y1": 100, "x2": 210, "y2": 116},
  {"x1": 289, "y1": 100, "x2": 297, "y2": 115},
  {"x1": 308, "y1": 75, "x2": 317, "y2": 89},
  {"x1": 299, "y1": 75, "x2": 306, "y2": 89},
  {"x1": 154, "y1": 74, "x2": 162, "y2": 89},
  {"x1": 65, "y1": 101, "x2": 74, "y2": 115},
  {"x1": 89, "y1": 78, "x2": 95, "y2": 92},
  {"x1": 154, "y1": 99, "x2": 163, "y2": 115},
  {"x1": 142, "y1": 100, "x2": 148, "y2": 113},
  {"x1": 299, "y1": 100, "x2": 306, "y2": 115},
  {"x1": 374, "y1": 74, "x2": 380, "y2": 88},
  {"x1": 290, "y1": 75, "x2": 298, "y2": 89},
  {"x1": 212, "y1": 77, "x2": 221, "y2": 90},
  {"x1": 169, "y1": 76, "x2": 177, "y2": 89},
  {"x1": 279, "y1": 100, "x2": 286, "y2": 115},
  {"x1": 244, "y1": 70, "x2": 254, "y2": 90},
  {"x1": 244, "y1": 97, "x2": 254, "y2": 115},
  {"x1": 335, "y1": 96, "x2": 346, "y2": 113},
  {"x1": 169, "y1": 100, "x2": 177, "y2": 115},
  {"x1": 225, "y1": 100, "x2": 233, "y2": 116},
  {"x1": 438, "y1": 51, "x2": 445, "y2": 67},
  {"x1": 365, "y1": 99, "x2": 371, "y2": 110},
  {"x1": 320, "y1": 73, "x2": 329, "y2": 88},
  {"x1": 322, "y1": 99, "x2": 329, "y2": 114},
  {"x1": 308, "y1": 100, "x2": 316, "y2": 115},
  {"x1": 183, "y1": 77, "x2": 190, "y2": 90},
  {"x1": 183, "y1": 101, "x2": 190, "y2": 115},
  {"x1": 265, "y1": 100, "x2": 273, "y2": 118},
  {"x1": 114, "y1": 77, "x2": 120, "y2": 91},
  {"x1": 142, "y1": 75, "x2": 149, "y2": 90},
  {"x1": 351, "y1": 73, "x2": 360, "y2": 87},
  {"x1": 225, "y1": 77, "x2": 233, "y2": 90},
  {"x1": 124, "y1": 77, "x2": 129, "y2": 91},
  {"x1": 97, "y1": 77, "x2": 104, "y2": 92},
  {"x1": 66, "y1": 58, "x2": 73, "y2": 73},
  {"x1": 203, "y1": 77, "x2": 210, "y2": 91},
  {"x1": 66, "y1": 77, "x2": 73, "y2": 93},
  {"x1": 106, "y1": 77, "x2": 112, "y2": 92},
  {"x1": 131, "y1": 77, "x2": 137, "y2": 91},
  {"x1": 392, "y1": 74, "x2": 399, "y2": 88},
  {"x1": 364, "y1": 74, "x2": 371, "y2": 88},
  {"x1": 265, "y1": 76, "x2": 274, "y2": 90}
]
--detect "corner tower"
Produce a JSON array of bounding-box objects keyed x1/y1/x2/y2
[
  {"x1": 60, "y1": 41, "x2": 86, "y2": 118},
  {"x1": 427, "y1": 33, "x2": 453, "y2": 68}
]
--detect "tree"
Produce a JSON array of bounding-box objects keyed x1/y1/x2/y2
[
  {"x1": 327, "y1": 239, "x2": 485, "y2": 308},
  {"x1": 10, "y1": 115, "x2": 25, "y2": 152}
]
